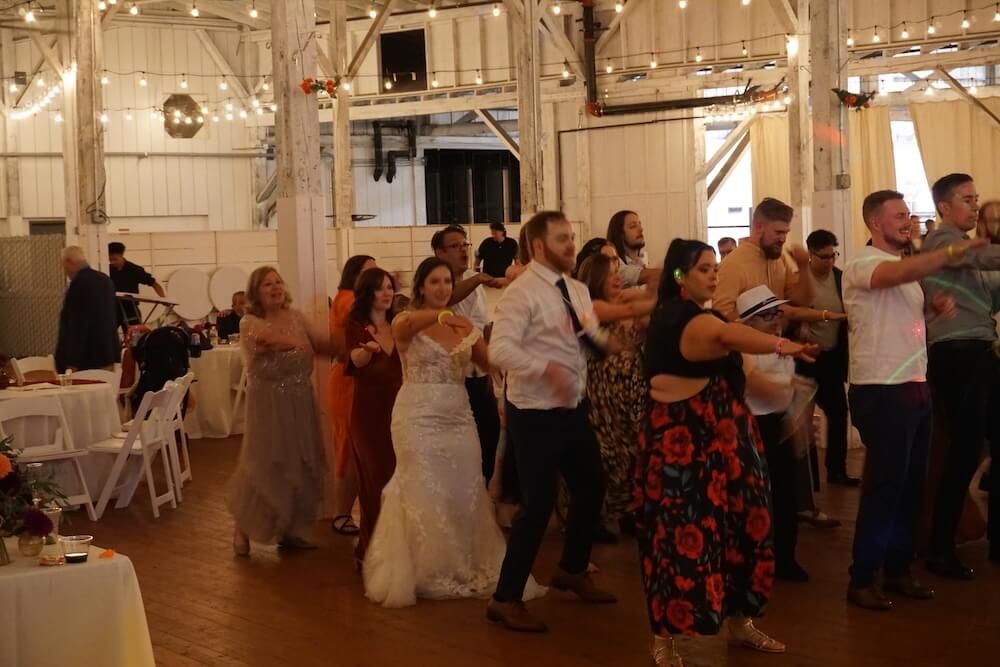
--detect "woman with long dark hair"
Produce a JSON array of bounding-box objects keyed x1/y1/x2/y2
[
  {"x1": 328, "y1": 254, "x2": 376, "y2": 536},
  {"x1": 637, "y1": 240, "x2": 814, "y2": 665},
  {"x1": 363, "y1": 257, "x2": 544, "y2": 607},
  {"x1": 345, "y1": 267, "x2": 402, "y2": 565}
]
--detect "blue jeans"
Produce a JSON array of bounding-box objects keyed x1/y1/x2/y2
[{"x1": 848, "y1": 382, "x2": 932, "y2": 587}]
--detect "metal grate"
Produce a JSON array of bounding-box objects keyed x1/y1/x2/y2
[{"x1": 0, "y1": 235, "x2": 65, "y2": 358}]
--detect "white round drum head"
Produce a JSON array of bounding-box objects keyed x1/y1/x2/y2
[
  {"x1": 210, "y1": 266, "x2": 249, "y2": 311},
  {"x1": 167, "y1": 268, "x2": 212, "y2": 320}
]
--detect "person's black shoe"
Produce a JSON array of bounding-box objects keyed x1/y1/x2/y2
[
  {"x1": 883, "y1": 574, "x2": 934, "y2": 600},
  {"x1": 828, "y1": 472, "x2": 861, "y2": 487},
  {"x1": 926, "y1": 554, "x2": 976, "y2": 580},
  {"x1": 593, "y1": 525, "x2": 619, "y2": 545},
  {"x1": 775, "y1": 560, "x2": 810, "y2": 582}
]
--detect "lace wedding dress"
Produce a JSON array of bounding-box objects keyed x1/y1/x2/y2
[{"x1": 363, "y1": 328, "x2": 545, "y2": 608}]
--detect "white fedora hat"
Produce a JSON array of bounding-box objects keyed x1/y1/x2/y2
[{"x1": 736, "y1": 285, "x2": 789, "y2": 322}]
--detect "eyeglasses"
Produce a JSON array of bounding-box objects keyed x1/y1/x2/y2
[
  {"x1": 755, "y1": 309, "x2": 783, "y2": 322},
  {"x1": 445, "y1": 242, "x2": 472, "y2": 251},
  {"x1": 810, "y1": 250, "x2": 839, "y2": 261}
]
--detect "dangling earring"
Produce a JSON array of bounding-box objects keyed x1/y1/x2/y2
[{"x1": 674, "y1": 268, "x2": 687, "y2": 300}]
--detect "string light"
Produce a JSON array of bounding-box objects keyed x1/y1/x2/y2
[
  {"x1": 428, "y1": 2, "x2": 436, "y2": 18},
  {"x1": 649, "y1": 53, "x2": 657, "y2": 68},
  {"x1": 562, "y1": 61, "x2": 570, "y2": 78},
  {"x1": 431, "y1": 72, "x2": 439, "y2": 87},
  {"x1": 129, "y1": 2, "x2": 139, "y2": 15},
  {"x1": 24, "y1": 8, "x2": 35, "y2": 23},
  {"x1": 100, "y1": 72, "x2": 110, "y2": 85},
  {"x1": 251, "y1": 98, "x2": 260, "y2": 108},
  {"x1": 225, "y1": 112, "x2": 234, "y2": 121},
  {"x1": 212, "y1": 115, "x2": 220, "y2": 122},
  {"x1": 785, "y1": 34, "x2": 798, "y2": 56},
  {"x1": 35, "y1": 77, "x2": 44, "y2": 88},
  {"x1": 255, "y1": 107, "x2": 263, "y2": 116},
  {"x1": 846, "y1": 30, "x2": 855, "y2": 46},
  {"x1": 270, "y1": 103, "x2": 277, "y2": 112},
  {"x1": 493, "y1": 3, "x2": 501, "y2": 17},
  {"x1": 179, "y1": 74, "x2": 189, "y2": 89},
  {"x1": 225, "y1": 102, "x2": 234, "y2": 111},
  {"x1": 927, "y1": 18, "x2": 936, "y2": 35},
  {"x1": 239, "y1": 109, "x2": 248, "y2": 119},
  {"x1": 552, "y1": 2, "x2": 561, "y2": 15},
  {"x1": 871, "y1": 26, "x2": 880, "y2": 43},
  {"x1": 961, "y1": 13, "x2": 970, "y2": 30},
  {"x1": 342, "y1": 80, "x2": 352, "y2": 90},
  {"x1": 901, "y1": 23, "x2": 909, "y2": 39},
  {"x1": 200, "y1": 105, "x2": 209, "y2": 114},
  {"x1": 190, "y1": 2, "x2": 199, "y2": 18},
  {"x1": 368, "y1": 3, "x2": 377, "y2": 19},
  {"x1": 695, "y1": 47, "x2": 703, "y2": 63},
  {"x1": 109, "y1": 0, "x2": 117, "y2": 6},
  {"x1": 54, "y1": 113, "x2": 63, "y2": 123},
  {"x1": 262, "y1": 81, "x2": 270, "y2": 91},
  {"x1": 249, "y1": 1, "x2": 258, "y2": 19},
  {"x1": 742, "y1": 0, "x2": 750, "y2": 5},
  {"x1": 7, "y1": 82, "x2": 15, "y2": 93},
  {"x1": 100, "y1": 113, "x2": 110, "y2": 124},
  {"x1": 615, "y1": 1, "x2": 624, "y2": 12},
  {"x1": 139, "y1": 72, "x2": 148, "y2": 86},
  {"x1": 741, "y1": 41, "x2": 748, "y2": 56},
  {"x1": 11, "y1": 81, "x2": 60, "y2": 120},
  {"x1": 125, "y1": 110, "x2": 133, "y2": 121},
  {"x1": 219, "y1": 78, "x2": 228, "y2": 91},
  {"x1": 679, "y1": 0, "x2": 687, "y2": 8},
  {"x1": 384, "y1": 79, "x2": 393, "y2": 90},
  {"x1": 606, "y1": 61, "x2": 613, "y2": 73},
  {"x1": 995, "y1": 4, "x2": 1000, "y2": 22},
  {"x1": 98, "y1": 1, "x2": 107, "y2": 10},
  {"x1": 475, "y1": 70, "x2": 483, "y2": 84}
]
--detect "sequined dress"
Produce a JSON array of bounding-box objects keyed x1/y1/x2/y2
[
  {"x1": 363, "y1": 328, "x2": 545, "y2": 607},
  {"x1": 228, "y1": 311, "x2": 325, "y2": 543}
]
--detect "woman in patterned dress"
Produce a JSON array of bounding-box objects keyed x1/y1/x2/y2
[
  {"x1": 638, "y1": 239, "x2": 815, "y2": 666},
  {"x1": 576, "y1": 253, "x2": 655, "y2": 537}
]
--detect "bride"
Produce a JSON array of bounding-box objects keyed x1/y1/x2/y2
[{"x1": 363, "y1": 257, "x2": 545, "y2": 608}]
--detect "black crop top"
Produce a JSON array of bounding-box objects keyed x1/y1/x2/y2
[{"x1": 644, "y1": 299, "x2": 744, "y2": 392}]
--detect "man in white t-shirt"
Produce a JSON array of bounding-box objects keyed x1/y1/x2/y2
[{"x1": 842, "y1": 190, "x2": 984, "y2": 612}]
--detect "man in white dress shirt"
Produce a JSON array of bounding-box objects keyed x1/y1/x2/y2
[
  {"x1": 432, "y1": 224, "x2": 502, "y2": 483},
  {"x1": 487, "y1": 211, "x2": 616, "y2": 633}
]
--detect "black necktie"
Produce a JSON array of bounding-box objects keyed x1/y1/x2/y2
[{"x1": 555, "y1": 278, "x2": 604, "y2": 359}]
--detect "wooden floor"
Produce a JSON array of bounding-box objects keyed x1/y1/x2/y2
[{"x1": 74, "y1": 437, "x2": 999, "y2": 667}]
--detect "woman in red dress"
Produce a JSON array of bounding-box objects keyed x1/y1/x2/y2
[
  {"x1": 345, "y1": 268, "x2": 402, "y2": 564},
  {"x1": 637, "y1": 239, "x2": 815, "y2": 666}
]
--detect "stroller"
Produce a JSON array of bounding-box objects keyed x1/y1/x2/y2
[{"x1": 131, "y1": 326, "x2": 190, "y2": 415}]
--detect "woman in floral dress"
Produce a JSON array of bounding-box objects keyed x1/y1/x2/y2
[{"x1": 637, "y1": 239, "x2": 815, "y2": 666}]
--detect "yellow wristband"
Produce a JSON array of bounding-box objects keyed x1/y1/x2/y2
[
  {"x1": 437, "y1": 309, "x2": 455, "y2": 325},
  {"x1": 946, "y1": 244, "x2": 955, "y2": 260}
]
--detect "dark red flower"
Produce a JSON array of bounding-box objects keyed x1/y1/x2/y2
[
  {"x1": 666, "y1": 599, "x2": 695, "y2": 631},
  {"x1": 730, "y1": 493, "x2": 744, "y2": 514},
  {"x1": 705, "y1": 572, "x2": 725, "y2": 612},
  {"x1": 651, "y1": 594, "x2": 664, "y2": 620},
  {"x1": 712, "y1": 418, "x2": 738, "y2": 454},
  {"x1": 727, "y1": 455, "x2": 742, "y2": 481},
  {"x1": 700, "y1": 516, "x2": 717, "y2": 532},
  {"x1": 751, "y1": 559, "x2": 774, "y2": 595},
  {"x1": 21, "y1": 507, "x2": 53, "y2": 537},
  {"x1": 747, "y1": 507, "x2": 771, "y2": 542},
  {"x1": 674, "y1": 575, "x2": 695, "y2": 592},
  {"x1": 663, "y1": 426, "x2": 695, "y2": 465},
  {"x1": 863, "y1": 102, "x2": 871, "y2": 109},
  {"x1": 643, "y1": 557, "x2": 653, "y2": 578},
  {"x1": 707, "y1": 470, "x2": 727, "y2": 507},
  {"x1": 726, "y1": 547, "x2": 745, "y2": 565},
  {"x1": 675, "y1": 524, "x2": 704, "y2": 560},
  {"x1": 300, "y1": 81, "x2": 312, "y2": 95},
  {"x1": 645, "y1": 468, "x2": 662, "y2": 501},
  {"x1": 325, "y1": 79, "x2": 335, "y2": 95}
]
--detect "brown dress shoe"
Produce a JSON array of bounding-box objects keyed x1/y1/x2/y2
[
  {"x1": 486, "y1": 599, "x2": 548, "y2": 633},
  {"x1": 883, "y1": 575, "x2": 934, "y2": 600},
  {"x1": 847, "y1": 585, "x2": 894, "y2": 611},
  {"x1": 550, "y1": 567, "x2": 618, "y2": 604}
]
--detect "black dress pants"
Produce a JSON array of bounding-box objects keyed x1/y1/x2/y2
[
  {"x1": 465, "y1": 375, "x2": 501, "y2": 482},
  {"x1": 756, "y1": 412, "x2": 799, "y2": 567},
  {"x1": 494, "y1": 401, "x2": 605, "y2": 602}
]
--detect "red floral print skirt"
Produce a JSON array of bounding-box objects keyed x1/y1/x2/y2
[{"x1": 634, "y1": 375, "x2": 774, "y2": 636}]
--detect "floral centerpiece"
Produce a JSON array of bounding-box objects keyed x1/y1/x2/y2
[
  {"x1": 0, "y1": 435, "x2": 65, "y2": 537},
  {"x1": 300, "y1": 77, "x2": 337, "y2": 96},
  {"x1": 832, "y1": 88, "x2": 875, "y2": 110}
]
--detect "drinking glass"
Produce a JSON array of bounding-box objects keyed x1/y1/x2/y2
[{"x1": 59, "y1": 535, "x2": 94, "y2": 564}]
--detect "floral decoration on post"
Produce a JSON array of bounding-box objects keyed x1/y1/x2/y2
[
  {"x1": 832, "y1": 88, "x2": 874, "y2": 110},
  {"x1": 300, "y1": 78, "x2": 337, "y2": 96}
]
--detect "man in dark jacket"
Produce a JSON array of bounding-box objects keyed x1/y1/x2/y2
[
  {"x1": 55, "y1": 246, "x2": 121, "y2": 373},
  {"x1": 797, "y1": 230, "x2": 855, "y2": 486}
]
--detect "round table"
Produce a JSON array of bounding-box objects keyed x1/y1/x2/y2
[
  {"x1": 185, "y1": 345, "x2": 245, "y2": 439},
  {"x1": 0, "y1": 538, "x2": 155, "y2": 667}
]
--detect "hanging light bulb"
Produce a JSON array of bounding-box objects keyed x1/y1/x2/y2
[
  {"x1": 270, "y1": 103, "x2": 277, "y2": 112},
  {"x1": 99, "y1": 112, "x2": 109, "y2": 124},
  {"x1": 615, "y1": 1, "x2": 624, "y2": 12},
  {"x1": 239, "y1": 109, "x2": 248, "y2": 118},
  {"x1": 54, "y1": 113, "x2": 64, "y2": 123},
  {"x1": 225, "y1": 112, "x2": 234, "y2": 121},
  {"x1": 928, "y1": 18, "x2": 936, "y2": 34},
  {"x1": 995, "y1": 5, "x2": 1000, "y2": 22},
  {"x1": 428, "y1": 3, "x2": 437, "y2": 18},
  {"x1": 605, "y1": 61, "x2": 613, "y2": 74},
  {"x1": 219, "y1": 78, "x2": 228, "y2": 91},
  {"x1": 492, "y1": 3, "x2": 501, "y2": 17},
  {"x1": 109, "y1": 0, "x2": 117, "y2": 5},
  {"x1": 678, "y1": 0, "x2": 687, "y2": 8},
  {"x1": 130, "y1": 2, "x2": 139, "y2": 15},
  {"x1": 970, "y1": 82, "x2": 979, "y2": 95},
  {"x1": 225, "y1": 102, "x2": 234, "y2": 111},
  {"x1": 24, "y1": 8, "x2": 36, "y2": 23},
  {"x1": 552, "y1": 2, "x2": 561, "y2": 15},
  {"x1": 262, "y1": 81, "x2": 270, "y2": 91},
  {"x1": 190, "y1": 2, "x2": 199, "y2": 17},
  {"x1": 872, "y1": 27, "x2": 880, "y2": 43},
  {"x1": 200, "y1": 105, "x2": 209, "y2": 114},
  {"x1": 368, "y1": 3, "x2": 377, "y2": 19},
  {"x1": 925, "y1": 84, "x2": 934, "y2": 96},
  {"x1": 255, "y1": 107, "x2": 263, "y2": 116},
  {"x1": 179, "y1": 74, "x2": 189, "y2": 89},
  {"x1": 172, "y1": 116, "x2": 180, "y2": 125},
  {"x1": 212, "y1": 115, "x2": 220, "y2": 122},
  {"x1": 139, "y1": 72, "x2": 148, "y2": 86},
  {"x1": 100, "y1": 72, "x2": 109, "y2": 85},
  {"x1": 742, "y1": 0, "x2": 750, "y2": 5},
  {"x1": 901, "y1": 24, "x2": 909, "y2": 39},
  {"x1": 783, "y1": 94, "x2": 792, "y2": 105},
  {"x1": 741, "y1": 41, "x2": 748, "y2": 56},
  {"x1": 431, "y1": 72, "x2": 439, "y2": 88},
  {"x1": 475, "y1": 70, "x2": 483, "y2": 85},
  {"x1": 98, "y1": 1, "x2": 107, "y2": 10},
  {"x1": 150, "y1": 110, "x2": 159, "y2": 119},
  {"x1": 173, "y1": 109, "x2": 182, "y2": 118},
  {"x1": 8, "y1": 82, "x2": 16, "y2": 93},
  {"x1": 695, "y1": 47, "x2": 703, "y2": 63},
  {"x1": 35, "y1": 77, "x2": 44, "y2": 88},
  {"x1": 249, "y1": 1, "x2": 258, "y2": 19},
  {"x1": 384, "y1": 79, "x2": 393, "y2": 90},
  {"x1": 846, "y1": 31, "x2": 855, "y2": 47},
  {"x1": 126, "y1": 110, "x2": 133, "y2": 121},
  {"x1": 649, "y1": 53, "x2": 657, "y2": 69},
  {"x1": 786, "y1": 34, "x2": 798, "y2": 56},
  {"x1": 562, "y1": 61, "x2": 570, "y2": 78},
  {"x1": 251, "y1": 98, "x2": 260, "y2": 108},
  {"x1": 962, "y1": 13, "x2": 970, "y2": 30}
]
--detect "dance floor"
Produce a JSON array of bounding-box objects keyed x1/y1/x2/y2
[{"x1": 75, "y1": 437, "x2": 999, "y2": 666}]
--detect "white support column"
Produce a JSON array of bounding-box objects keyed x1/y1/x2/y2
[
  {"x1": 511, "y1": 0, "x2": 541, "y2": 217},
  {"x1": 0, "y1": 29, "x2": 24, "y2": 237},
  {"x1": 786, "y1": 0, "x2": 813, "y2": 242},
  {"x1": 63, "y1": 0, "x2": 108, "y2": 270},
  {"x1": 330, "y1": 0, "x2": 353, "y2": 267},
  {"x1": 271, "y1": 0, "x2": 329, "y2": 327},
  {"x1": 810, "y1": 0, "x2": 852, "y2": 258}
]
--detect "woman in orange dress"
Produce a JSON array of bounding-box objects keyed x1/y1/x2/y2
[{"x1": 329, "y1": 254, "x2": 376, "y2": 535}]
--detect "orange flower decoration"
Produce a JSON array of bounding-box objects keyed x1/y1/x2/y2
[
  {"x1": 0, "y1": 453, "x2": 12, "y2": 479},
  {"x1": 325, "y1": 79, "x2": 335, "y2": 95},
  {"x1": 99, "y1": 548, "x2": 116, "y2": 559}
]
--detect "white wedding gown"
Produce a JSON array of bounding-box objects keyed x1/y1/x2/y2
[{"x1": 363, "y1": 329, "x2": 546, "y2": 608}]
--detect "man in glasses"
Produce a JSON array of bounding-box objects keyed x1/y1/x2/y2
[
  {"x1": 795, "y1": 230, "x2": 856, "y2": 487},
  {"x1": 921, "y1": 173, "x2": 1000, "y2": 581}
]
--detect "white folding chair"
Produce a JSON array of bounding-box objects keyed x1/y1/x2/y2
[
  {"x1": 10, "y1": 355, "x2": 56, "y2": 384},
  {"x1": 0, "y1": 396, "x2": 98, "y2": 521},
  {"x1": 88, "y1": 387, "x2": 177, "y2": 519},
  {"x1": 231, "y1": 366, "x2": 248, "y2": 422},
  {"x1": 161, "y1": 373, "x2": 195, "y2": 500}
]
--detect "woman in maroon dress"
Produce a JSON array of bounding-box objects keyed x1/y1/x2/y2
[{"x1": 346, "y1": 268, "x2": 403, "y2": 565}]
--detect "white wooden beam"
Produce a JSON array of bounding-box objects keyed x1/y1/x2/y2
[
  {"x1": 317, "y1": 46, "x2": 335, "y2": 78},
  {"x1": 539, "y1": 10, "x2": 586, "y2": 81},
  {"x1": 331, "y1": 0, "x2": 354, "y2": 270},
  {"x1": 346, "y1": 0, "x2": 397, "y2": 81},
  {"x1": 595, "y1": 0, "x2": 644, "y2": 58},
  {"x1": 189, "y1": 0, "x2": 267, "y2": 29},
  {"x1": 195, "y1": 29, "x2": 252, "y2": 107},
  {"x1": 695, "y1": 114, "x2": 755, "y2": 180},
  {"x1": 101, "y1": 2, "x2": 122, "y2": 28},
  {"x1": 768, "y1": 0, "x2": 799, "y2": 34},
  {"x1": 475, "y1": 108, "x2": 520, "y2": 159},
  {"x1": 786, "y1": 0, "x2": 812, "y2": 240},
  {"x1": 29, "y1": 33, "x2": 63, "y2": 76},
  {"x1": 936, "y1": 66, "x2": 1000, "y2": 129}
]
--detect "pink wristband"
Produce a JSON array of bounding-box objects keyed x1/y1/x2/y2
[{"x1": 775, "y1": 337, "x2": 788, "y2": 356}]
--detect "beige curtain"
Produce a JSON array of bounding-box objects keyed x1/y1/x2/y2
[
  {"x1": 750, "y1": 114, "x2": 791, "y2": 205},
  {"x1": 848, "y1": 106, "x2": 897, "y2": 250},
  {"x1": 910, "y1": 98, "x2": 1000, "y2": 199}
]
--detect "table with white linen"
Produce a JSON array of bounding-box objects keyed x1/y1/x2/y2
[
  {"x1": 185, "y1": 344, "x2": 245, "y2": 439},
  {"x1": 0, "y1": 383, "x2": 123, "y2": 490},
  {"x1": 0, "y1": 538, "x2": 155, "y2": 667}
]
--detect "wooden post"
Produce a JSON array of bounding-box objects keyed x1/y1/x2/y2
[
  {"x1": 810, "y1": 0, "x2": 852, "y2": 259},
  {"x1": 786, "y1": 0, "x2": 813, "y2": 242},
  {"x1": 271, "y1": 0, "x2": 329, "y2": 326},
  {"x1": 0, "y1": 29, "x2": 24, "y2": 237},
  {"x1": 63, "y1": 0, "x2": 108, "y2": 270},
  {"x1": 330, "y1": 0, "x2": 353, "y2": 266},
  {"x1": 511, "y1": 0, "x2": 541, "y2": 217}
]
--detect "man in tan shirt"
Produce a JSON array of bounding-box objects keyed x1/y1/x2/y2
[{"x1": 715, "y1": 197, "x2": 814, "y2": 321}]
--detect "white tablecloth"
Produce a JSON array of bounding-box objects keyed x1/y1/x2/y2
[
  {"x1": 0, "y1": 538, "x2": 155, "y2": 667},
  {"x1": 185, "y1": 345, "x2": 244, "y2": 439}
]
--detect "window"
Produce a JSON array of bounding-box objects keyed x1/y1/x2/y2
[
  {"x1": 379, "y1": 30, "x2": 427, "y2": 92},
  {"x1": 890, "y1": 118, "x2": 934, "y2": 219},
  {"x1": 424, "y1": 149, "x2": 520, "y2": 225},
  {"x1": 705, "y1": 126, "x2": 753, "y2": 249}
]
